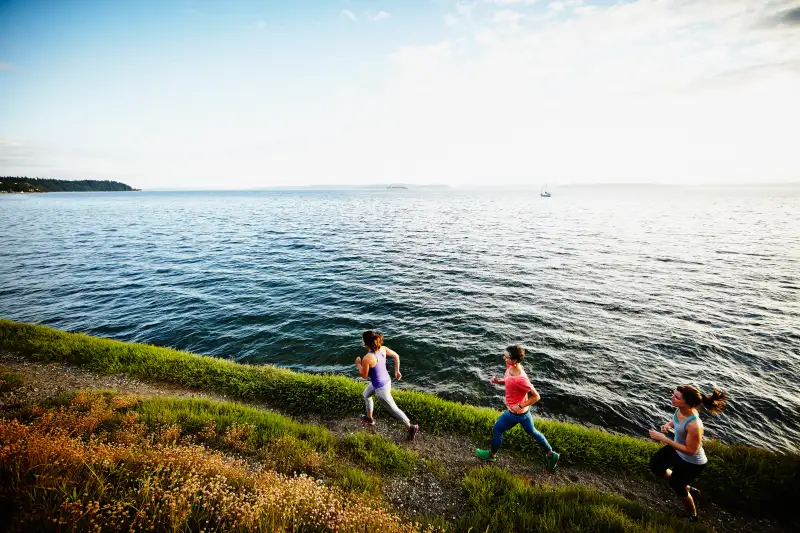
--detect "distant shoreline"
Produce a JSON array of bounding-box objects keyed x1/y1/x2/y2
[{"x1": 0, "y1": 177, "x2": 137, "y2": 193}]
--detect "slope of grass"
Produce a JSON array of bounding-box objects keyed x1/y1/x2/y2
[
  {"x1": 41, "y1": 391, "x2": 416, "y2": 484},
  {"x1": 0, "y1": 391, "x2": 423, "y2": 533},
  {"x1": 457, "y1": 466, "x2": 712, "y2": 533},
  {"x1": 2, "y1": 390, "x2": 725, "y2": 533},
  {"x1": 133, "y1": 396, "x2": 418, "y2": 476},
  {"x1": 1, "y1": 319, "x2": 798, "y2": 525}
]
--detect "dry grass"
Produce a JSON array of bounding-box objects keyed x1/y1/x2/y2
[{"x1": 0, "y1": 391, "x2": 431, "y2": 533}]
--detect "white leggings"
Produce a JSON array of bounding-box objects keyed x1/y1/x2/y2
[{"x1": 363, "y1": 382, "x2": 410, "y2": 426}]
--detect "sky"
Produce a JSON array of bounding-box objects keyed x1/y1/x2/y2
[{"x1": 1, "y1": 0, "x2": 799, "y2": 190}]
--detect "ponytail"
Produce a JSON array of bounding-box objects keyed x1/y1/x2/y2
[
  {"x1": 677, "y1": 385, "x2": 727, "y2": 415},
  {"x1": 701, "y1": 388, "x2": 727, "y2": 415}
]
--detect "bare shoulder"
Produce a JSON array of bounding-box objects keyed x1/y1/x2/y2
[
  {"x1": 362, "y1": 353, "x2": 378, "y2": 366},
  {"x1": 384, "y1": 346, "x2": 399, "y2": 357}
]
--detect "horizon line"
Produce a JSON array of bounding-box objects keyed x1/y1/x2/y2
[{"x1": 137, "y1": 181, "x2": 800, "y2": 191}]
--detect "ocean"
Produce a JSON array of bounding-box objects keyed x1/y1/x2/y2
[{"x1": 1, "y1": 185, "x2": 798, "y2": 452}]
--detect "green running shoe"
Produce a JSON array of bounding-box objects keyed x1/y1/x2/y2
[
  {"x1": 546, "y1": 451, "x2": 560, "y2": 471},
  {"x1": 475, "y1": 449, "x2": 498, "y2": 462}
]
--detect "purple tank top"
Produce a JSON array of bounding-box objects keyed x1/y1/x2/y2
[{"x1": 368, "y1": 347, "x2": 391, "y2": 388}]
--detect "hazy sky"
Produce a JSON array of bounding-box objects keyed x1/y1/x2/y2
[{"x1": 1, "y1": 0, "x2": 799, "y2": 189}]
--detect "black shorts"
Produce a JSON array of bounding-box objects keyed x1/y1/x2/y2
[{"x1": 649, "y1": 445, "x2": 706, "y2": 497}]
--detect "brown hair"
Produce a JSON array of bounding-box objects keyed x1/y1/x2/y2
[
  {"x1": 505, "y1": 344, "x2": 525, "y2": 362},
  {"x1": 677, "y1": 385, "x2": 727, "y2": 415},
  {"x1": 362, "y1": 330, "x2": 384, "y2": 352}
]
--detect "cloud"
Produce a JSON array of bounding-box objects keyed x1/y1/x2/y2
[
  {"x1": 444, "y1": 13, "x2": 460, "y2": 26},
  {"x1": 776, "y1": 6, "x2": 800, "y2": 25},
  {"x1": 684, "y1": 59, "x2": 800, "y2": 92},
  {"x1": 491, "y1": 9, "x2": 524, "y2": 27},
  {"x1": 455, "y1": 1, "x2": 478, "y2": 21},
  {"x1": 329, "y1": 0, "x2": 800, "y2": 185},
  {"x1": 389, "y1": 41, "x2": 453, "y2": 75},
  {"x1": 369, "y1": 10, "x2": 391, "y2": 22},
  {"x1": 341, "y1": 9, "x2": 358, "y2": 22},
  {"x1": 444, "y1": 1, "x2": 480, "y2": 27}
]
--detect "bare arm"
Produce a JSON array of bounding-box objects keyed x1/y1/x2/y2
[
  {"x1": 649, "y1": 420, "x2": 703, "y2": 455},
  {"x1": 490, "y1": 376, "x2": 506, "y2": 385},
  {"x1": 511, "y1": 387, "x2": 541, "y2": 413},
  {"x1": 384, "y1": 347, "x2": 401, "y2": 379},
  {"x1": 355, "y1": 353, "x2": 376, "y2": 380}
]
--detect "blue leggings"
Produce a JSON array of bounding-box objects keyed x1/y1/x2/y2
[{"x1": 491, "y1": 410, "x2": 553, "y2": 454}]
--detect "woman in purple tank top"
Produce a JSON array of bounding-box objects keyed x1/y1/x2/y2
[{"x1": 355, "y1": 330, "x2": 419, "y2": 441}]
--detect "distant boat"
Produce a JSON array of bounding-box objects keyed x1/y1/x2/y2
[
  {"x1": 540, "y1": 184, "x2": 551, "y2": 197},
  {"x1": 386, "y1": 185, "x2": 408, "y2": 189}
]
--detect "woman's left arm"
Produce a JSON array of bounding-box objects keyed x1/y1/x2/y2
[
  {"x1": 511, "y1": 387, "x2": 540, "y2": 413},
  {"x1": 385, "y1": 347, "x2": 402, "y2": 379}
]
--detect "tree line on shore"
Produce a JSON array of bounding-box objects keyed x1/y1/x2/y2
[{"x1": 0, "y1": 176, "x2": 136, "y2": 193}]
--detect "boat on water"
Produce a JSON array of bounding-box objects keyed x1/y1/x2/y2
[{"x1": 540, "y1": 184, "x2": 551, "y2": 197}]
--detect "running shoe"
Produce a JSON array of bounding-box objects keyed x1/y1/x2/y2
[
  {"x1": 546, "y1": 451, "x2": 560, "y2": 471},
  {"x1": 475, "y1": 449, "x2": 498, "y2": 461},
  {"x1": 407, "y1": 424, "x2": 419, "y2": 441},
  {"x1": 360, "y1": 414, "x2": 375, "y2": 426}
]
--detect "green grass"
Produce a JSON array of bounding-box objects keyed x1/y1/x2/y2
[
  {"x1": 339, "y1": 432, "x2": 418, "y2": 476},
  {"x1": 135, "y1": 397, "x2": 337, "y2": 453},
  {"x1": 457, "y1": 467, "x2": 712, "y2": 533},
  {"x1": 0, "y1": 368, "x2": 24, "y2": 392},
  {"x1": 1, "y1": 318, "x2": 798, "y2": 525},
  {"x1": 132, "y1": 396, "x2": 418, "y2": 476},
  {"x1": 43, "y1": 390, "x2": 416, "y2": 485},
  {"x1": 332, "y1": 466, "x2": 383, "y2": 494}
]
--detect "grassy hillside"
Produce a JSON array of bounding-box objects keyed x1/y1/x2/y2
[
  {"x1": 0, "y1": 319, "x2": 797, "y2": 527},
  {"x1": 0, "y1": 390, "x2": 713, "y2": 532}
]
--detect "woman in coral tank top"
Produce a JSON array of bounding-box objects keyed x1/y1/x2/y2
[{"x1": 475, "y1": 344, "x2": 559, "y2": 470}]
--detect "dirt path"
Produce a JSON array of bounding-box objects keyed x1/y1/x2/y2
[{"x1": 0, "y1": 353, "x2": 788, "y2": 533}]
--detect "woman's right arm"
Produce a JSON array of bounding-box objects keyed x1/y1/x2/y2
[
  {"x1": 357, "y1": 354, "x2": 376, "y2": 379},
  {"x1": 660, "y1": 420, "x2": 674, "y2": 433}
]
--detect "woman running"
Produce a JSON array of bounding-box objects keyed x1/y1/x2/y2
[
  {"x1": 475, "y1": 344, "x2": 559, "y2": 470},
  {"x1": 648, "y1": 385, "x2": 727, "y2": 521},
  {"x1": 355, "y1": 330, "x2": 419, "y2": 441}
]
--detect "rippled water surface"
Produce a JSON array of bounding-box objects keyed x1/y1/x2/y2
[{"x1": 1, "y1": 187, "x2": 798, "y2": 452}]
